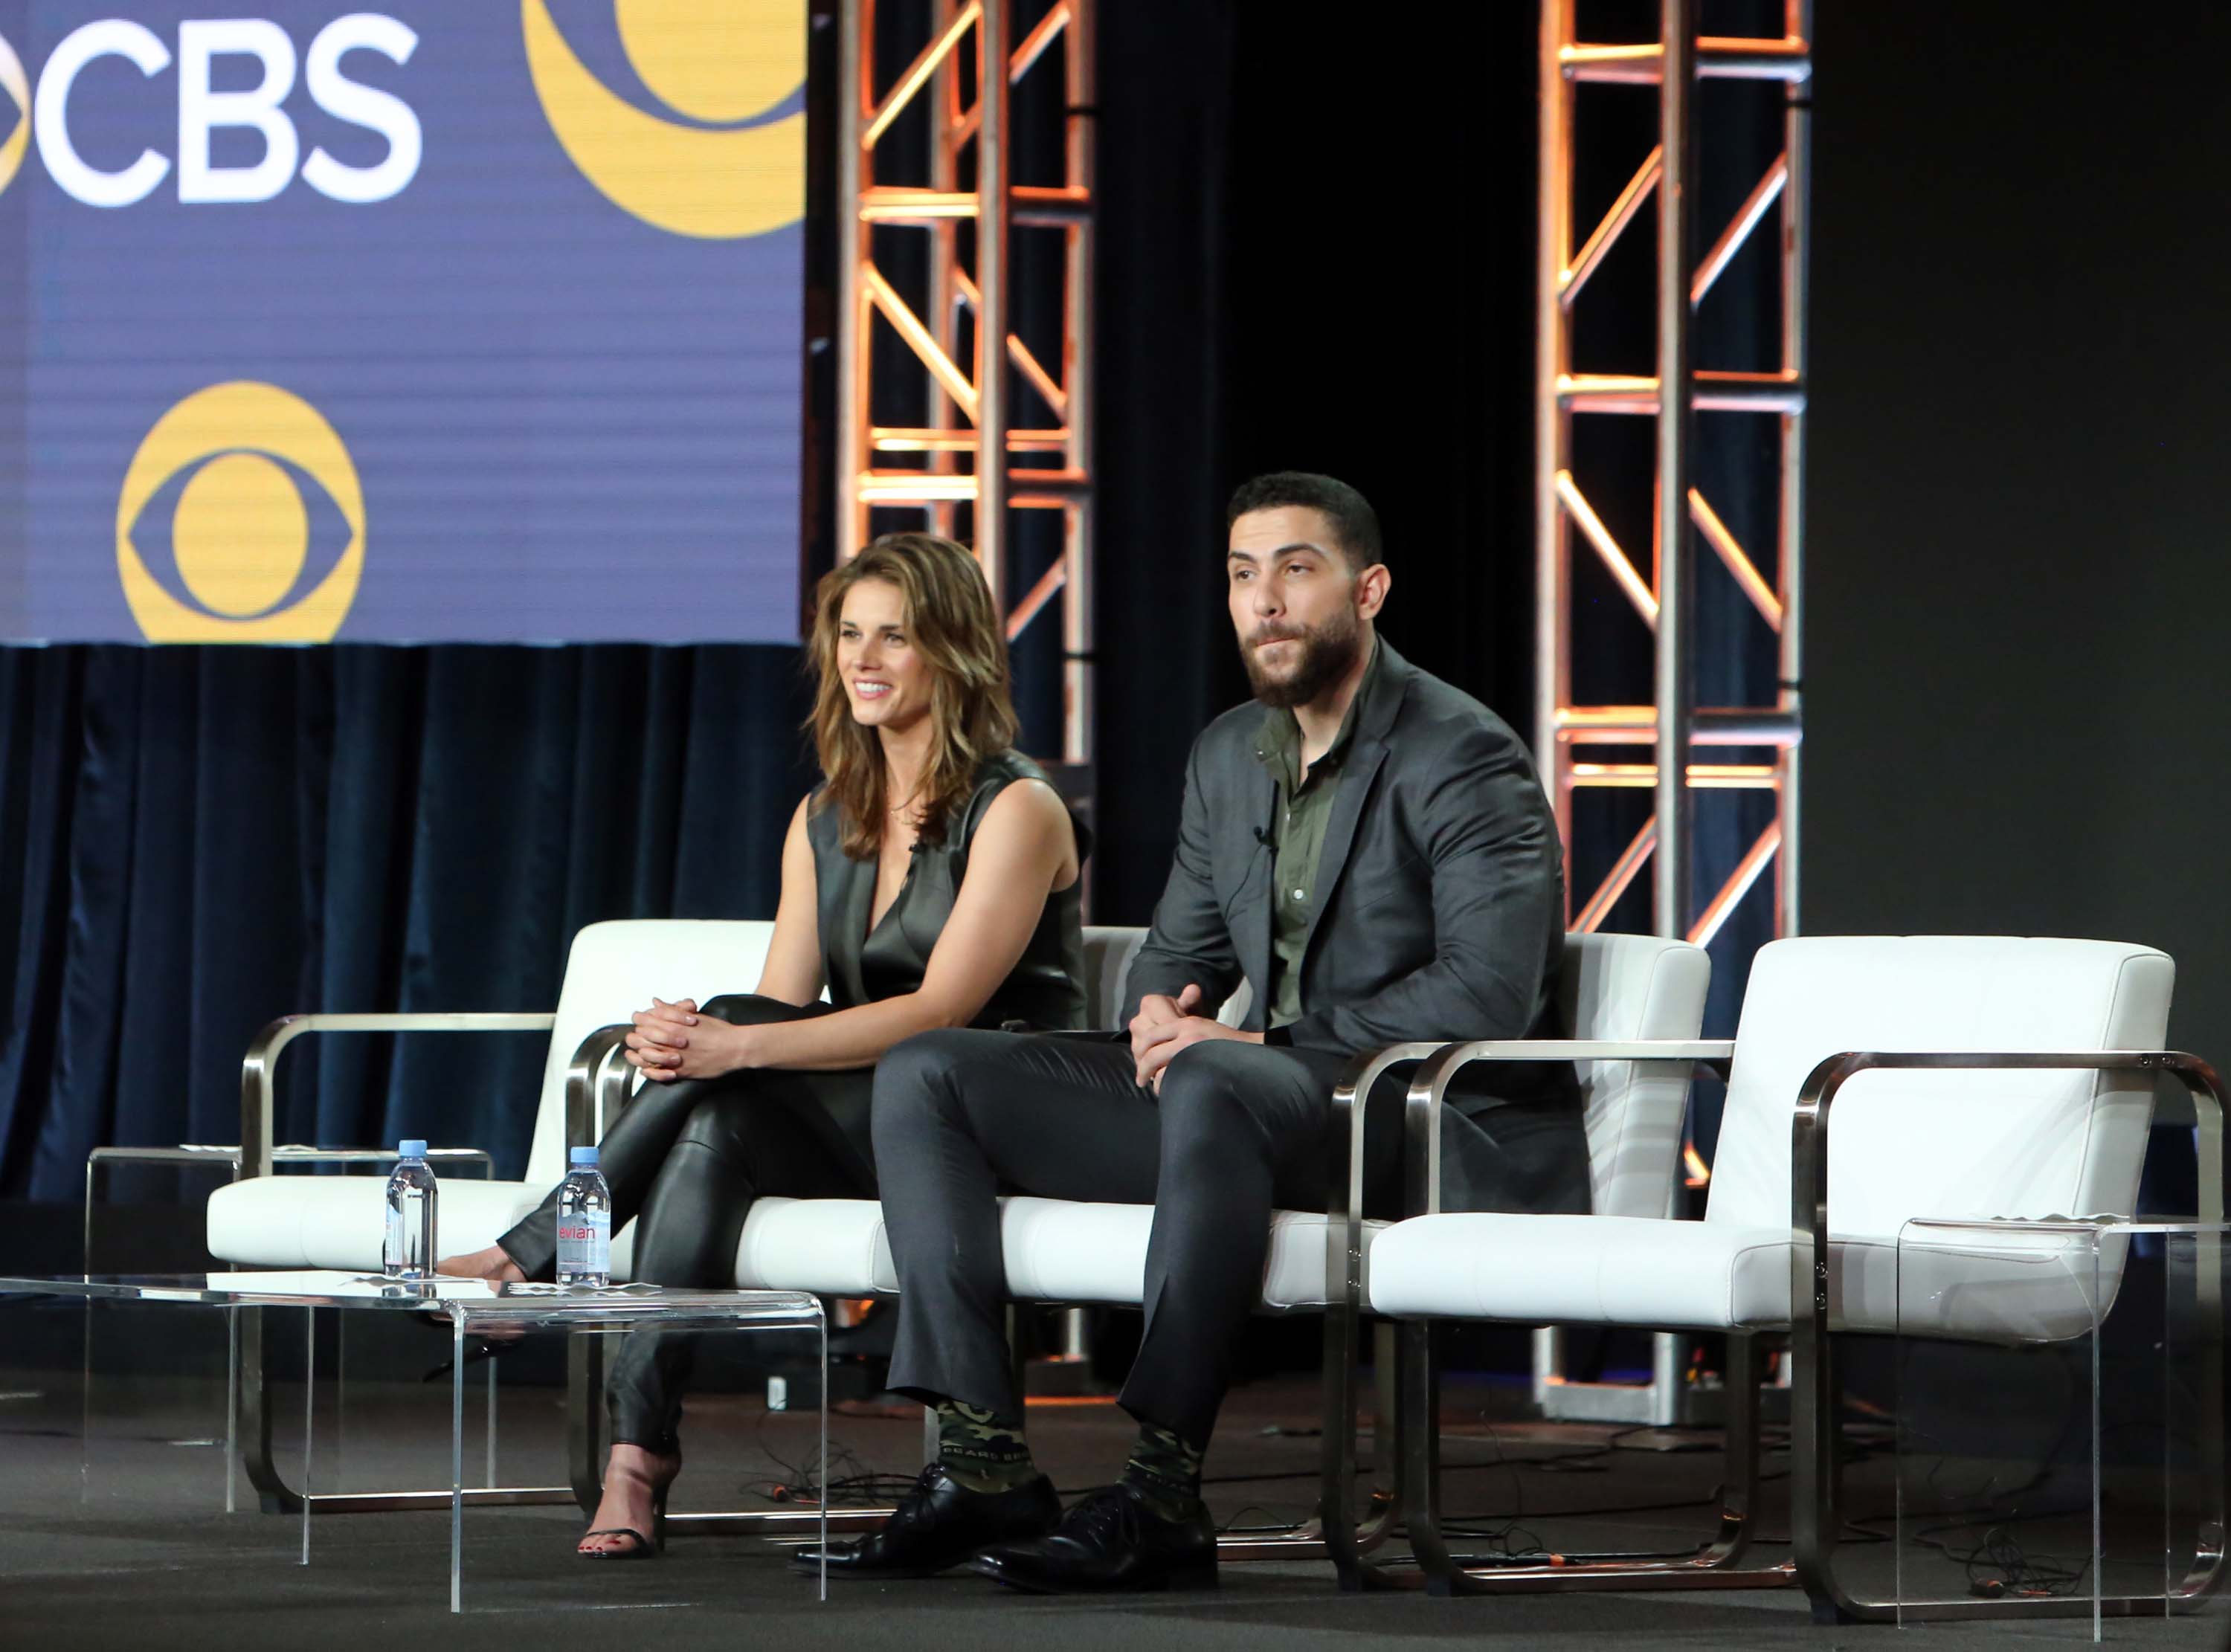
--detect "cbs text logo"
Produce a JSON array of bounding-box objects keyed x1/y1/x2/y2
[{"x1": 0, "y1": 12, "x2": 418, "y2": 207}]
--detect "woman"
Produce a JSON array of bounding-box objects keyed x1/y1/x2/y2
[{"x1": 438, "y1": 533, "x2": 1087, "y2": 1558}]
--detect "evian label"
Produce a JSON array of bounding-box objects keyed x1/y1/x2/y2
[{"x1": 556, "y1": 1210, "x2": 610, "y2": 1280}]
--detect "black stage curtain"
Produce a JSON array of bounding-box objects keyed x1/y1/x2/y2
[
  {"x1": 4, "y1": 0, "x2": 1771, "y2": 1197},
  {"x1": 0, "y1": 646, "x2": 814, "y2": 1196}
]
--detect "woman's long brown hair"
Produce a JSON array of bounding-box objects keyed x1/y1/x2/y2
[{"x1": 807, "y1": 533, "x2": 1020, "y2": 860}]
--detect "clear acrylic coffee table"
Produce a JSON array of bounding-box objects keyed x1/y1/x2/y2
[
  {"x1": 0, "y1": 1272, "x2": 828, "y2": 1612},
  {"x1": 1893, "y1": 1216, "x2": 2227, "y2": 1639}
]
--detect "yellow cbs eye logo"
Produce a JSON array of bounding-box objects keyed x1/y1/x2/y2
[
  {"x1": 115, "y1": 384, "x2": 365, "y2": 643},
  {"x1": 522, "y1": 0, "x2": 805, "y2": 239},
  {"x1": 0, "y1": 31, "x2": 29, "y2": 199}
]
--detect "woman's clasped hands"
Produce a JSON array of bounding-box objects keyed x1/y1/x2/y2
[{"x1": 624, "y1": 998, "x2": 759, "y2": 1082}]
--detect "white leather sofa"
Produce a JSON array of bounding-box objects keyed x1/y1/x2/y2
[
  {"x1": 207, "y1": 918, "x2": 1714, "y2": 1555},
  {"x1": 207, "y1": 921, "x2": 1262, "y2": 1290},
  {"x1": 210, "y1": 922, "x2": 1710, "y2": 1310}
]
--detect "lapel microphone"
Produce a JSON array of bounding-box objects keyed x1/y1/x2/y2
[{"x1": 1218, "y1": 820, "x2": 1276, "y2": 924}]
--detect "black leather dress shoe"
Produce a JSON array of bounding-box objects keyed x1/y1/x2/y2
[
  {"x1": 968, "y1": 1482, "x2": 1217, "y2": 1593},
  {"x1": 792, "y1": 1464, "x2": 1060, "y2": 1579}
]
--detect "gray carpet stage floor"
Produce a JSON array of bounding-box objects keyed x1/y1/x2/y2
[{"x1": 2, "y1": 1335, "x2": 2220, "y2": 1652}]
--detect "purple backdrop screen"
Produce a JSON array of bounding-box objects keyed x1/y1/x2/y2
[{"x1": 0, "y1": 0, "x2": 805, "y2": 643}]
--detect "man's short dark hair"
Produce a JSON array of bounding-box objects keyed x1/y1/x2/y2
[{"x1": 1226, "y1": 472, "x2": 1383, "y2": 573}]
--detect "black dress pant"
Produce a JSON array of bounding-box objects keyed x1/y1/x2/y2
[
  {"x1": 497, "y1": 995, "x2": 877, "y2": 1450},
  {"x1": 873, "y1": 1030, "x2": 1588, "y2": 1447}
]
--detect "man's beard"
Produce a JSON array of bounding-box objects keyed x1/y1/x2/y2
[{"x1": 1242, "y1": 602, "x2": 1364, "y2": 709}]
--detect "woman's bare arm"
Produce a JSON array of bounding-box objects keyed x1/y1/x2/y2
[
  {"x1": 753, "y1": 796, "x2": 825, "y2": 1004},
  {"x1": 631, "y1": 781, "x2": 1075, "y2": 1078}
]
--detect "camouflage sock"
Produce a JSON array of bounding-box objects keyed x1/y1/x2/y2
[
  {"x1": 935, "y1": 1400, "x2": 1037, "y2": 1493},
  {"x1": 1119, "y1": 1421, "x2": 1205, "y2": 1517}
]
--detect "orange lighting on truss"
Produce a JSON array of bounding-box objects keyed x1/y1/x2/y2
[{"x1": 1682, "y1": 1140, "x2": 1712, "y2": 1189}]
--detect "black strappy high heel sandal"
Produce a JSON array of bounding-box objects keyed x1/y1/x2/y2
[{"x1": 579, "y1": 1448, "x2": 680, "y2": 1560}]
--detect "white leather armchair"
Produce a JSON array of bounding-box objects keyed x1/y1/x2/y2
[
  {"x1": 207, "y1": 919, "x2": 787, "y2": 1274},
  {"x1": 205, "y1": 919, "x2": 788, "y2": 1511},
  {"x1": 1319, "y1": 931, "x2": 1716, "y2": 1570},
  {"x1": 1345, "y1": 935, "x2": 2227, "y2": 1624}
]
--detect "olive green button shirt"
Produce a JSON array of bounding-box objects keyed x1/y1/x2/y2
[{"x1": 1253, "y1": 642, "x2": 1382, "y2": 1031}]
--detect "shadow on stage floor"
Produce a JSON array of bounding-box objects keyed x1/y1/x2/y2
[{"x1": 3, "y1": 1352, "x2": 2220, "y2": 1652}]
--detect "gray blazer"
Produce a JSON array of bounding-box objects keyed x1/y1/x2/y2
[{"x1": 1121, "y1": 639, "x2": 1572, "y2": 1108}]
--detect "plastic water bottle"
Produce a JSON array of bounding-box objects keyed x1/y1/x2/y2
[
  {"x1": 556, "y1": 1146, "x2": 612, "y2": 1288},
  {"x1": 382, "y1": 1140, "x2": 438, "y2": 1281}
]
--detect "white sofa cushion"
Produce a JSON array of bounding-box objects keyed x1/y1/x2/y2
[
  {"x1": 736, "y1": 1195, "x2": 1382, "y2": 1312},
  {"x1": 1705, "y1": 936, "x2": 2172, "y2": 1240},
  {"x1": 208, "y1": 1175, "x2": 550, "y2": 1273},
  {"x1": 210, "y1": 1181, "x2": 1379, "y2": 1314},
  {"x1": 1559, "y1": 932, "x2": 1712, "y2": 1219},
  {"x1": 994, "y1": 1198, "x2": 1386, "y2": 1312},
  {"x1": 1367, "y1": 1210, "x2": 2108, "y2": 1343},
  {"x1": 735, "y1": 1196, "x2": 894, "y2": 1295},
  {"x1": 524, "y1": 920, "x2": 782, "y2": 1187}
]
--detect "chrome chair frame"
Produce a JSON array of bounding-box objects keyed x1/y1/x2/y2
[
  {"x1": 1786, "y1": 1049, "x2": 2225, "y2": 1624},
  {"x1": 1319, "y1": 1039, "x2": 1770, "y2": 1594},
  {"x1": 1347, "y1": 1042, "x2": 2227, "y2": 1623},
  {"x1": 231, "y1": 1012, "x2": 579, "y2": 1515}
]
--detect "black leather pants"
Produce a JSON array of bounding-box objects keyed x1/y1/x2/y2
[{"x1": 497, "y1": 994, "x2": 876, "y2": 1451}]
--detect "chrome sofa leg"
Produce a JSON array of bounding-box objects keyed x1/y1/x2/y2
[
  {"x1": 1400, "y1": 1319, "x2": 1461, "y2": 1595},
  {"x1": 237, "y1": 1306, "x2": 298, "y2": 1514},
  {"x1": 1714, "y1": 1332, "x2": 1762, "y2": 1567},
  {"x1": 1321, "y1": 1309, "x2": 1406, "y2": 1584},
  {"x1": 1398, "y1": 1320, "x2": 1791, "y2": 1596}
]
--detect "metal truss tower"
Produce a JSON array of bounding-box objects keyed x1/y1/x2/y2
[
  {"x1": 837, "y1": 0, "x2": 1095, "y2": 784},
  {"x1": 837, "y1": 1, "x2": 1098, "y2": 1386},
  {"x1": 1534, "y1": 0, "x2": 1812, "y2": 1424}
]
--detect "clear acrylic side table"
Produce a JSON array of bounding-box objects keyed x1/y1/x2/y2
[
  {"x1": 81, "y1": 1144, "x2": 501, "y2": 1515},
  {"x1": 1894, "y1": 1216, "x2": 2227, "y2": 1641},
  {"x1": 1, "y1": 1272, "x2": 827, "y2": 1613}
]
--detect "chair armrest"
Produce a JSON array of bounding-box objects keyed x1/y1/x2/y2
[
  {"x1": 1327, "y1": 1044, "x2": 1450, "y2": 1319},
  {"x1": 566, "y1": 1024, "x2": 638, "y2": 1155},
  {"x1": 102, "y1": 1145, "x2": 494, "y2": 1167},
  {"x1": 239, "y1": 1013, "x2": 556, "y2": 1181},
  {"x1": 1323, "y1": 1036, "x2": 1733, "y2": 1311},
  {"x1": 1787, "y1": 1048, "x2": 2228, "y2": 1331},
  {"x1": 1780, "y1": 1047, "x2": 2227, "y2": 1580},
  {"x1": 1397, "y1": 1039, "x2": 1736, "y2": 1218}
]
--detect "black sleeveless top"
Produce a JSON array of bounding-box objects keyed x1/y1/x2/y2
[{"x1": 807, "y1": 751, "x2": 1089, "y2": 1031}]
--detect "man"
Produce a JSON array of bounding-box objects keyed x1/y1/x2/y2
[{"x1": 800, "y1": 471, "x2": 1581, "y2": 1592}]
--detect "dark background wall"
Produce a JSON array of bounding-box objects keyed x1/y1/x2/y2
[{"x1": 1805, "y1": 2, "x2": 2231, "y2": 1064}]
